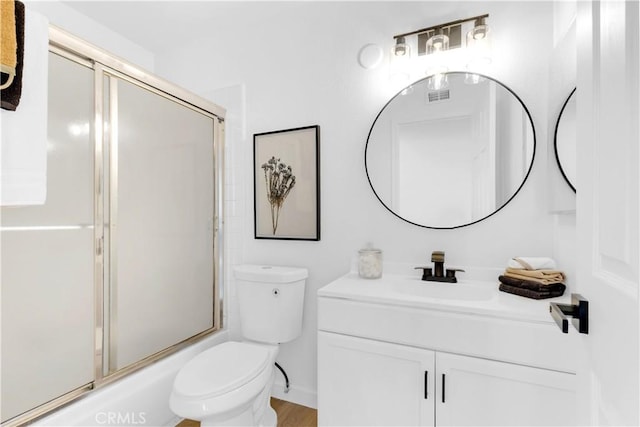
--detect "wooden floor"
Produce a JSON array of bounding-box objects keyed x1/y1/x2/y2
[
  {"x1": 270, "y1": 398, "x2": 317, "y2": 427},
  {"x1": 176, "y1": 398, "x2": 317, "y2": 427}
]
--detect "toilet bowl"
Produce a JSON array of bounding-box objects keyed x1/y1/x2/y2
[
  {"x1": 170, "y1": 341, "x2": 278, "y2": 426},
  {"x1": 170, "y1": 265, "x2": 308, "y2": 427}
]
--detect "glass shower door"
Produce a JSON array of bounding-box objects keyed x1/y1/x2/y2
[
  {"x1": 1, "y1": 52, "x2": 95, "y2": 422},
  {"x1": 1, "y1": 35, "x2": 221, "y2": 424},
  {"x1": 106, "y1": 76, "x2": 215, "y2": 371}
]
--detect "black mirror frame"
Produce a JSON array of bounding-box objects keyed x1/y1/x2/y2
[
  {"x1": 364, "y1": 71, "x2": 537, "y2": 230},
  {"x1": 553, "y1": 87, "x2": 577, "y2": 193}
]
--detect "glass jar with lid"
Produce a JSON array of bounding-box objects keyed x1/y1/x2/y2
[{"x1": 358, "y1": 244, "x2": 382, "y2": 279}]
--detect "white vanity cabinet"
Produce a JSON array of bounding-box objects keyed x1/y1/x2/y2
[
  {"x1": 318, "y1": 332, "x2": 575, "y2": 426},
  {"x1": 317, "y1": 273, "x2": 578, "y2": 427},
  {"x1": 318, "y1": 332, "x2": 435, "y2": 426}
]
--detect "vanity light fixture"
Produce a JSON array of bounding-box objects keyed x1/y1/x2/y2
[
  {"x1": 392, "y1": 14, "x2": 489, "y2": 58},
  {"x1": 390, "y1": 14, "x2": 491, "y2": 87}
]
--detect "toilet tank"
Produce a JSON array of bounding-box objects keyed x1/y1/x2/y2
[{"x1": 233, "y1": 265, "x2": 308, "y2": 344}]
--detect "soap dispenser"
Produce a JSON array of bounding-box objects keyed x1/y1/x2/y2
[{"x1": 358, "y1": 243, "x2": 383, "y2": 279}]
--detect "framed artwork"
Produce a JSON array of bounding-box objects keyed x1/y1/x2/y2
[{"x1": 253, "y1": 125, "x2": 320, "y2": 240}]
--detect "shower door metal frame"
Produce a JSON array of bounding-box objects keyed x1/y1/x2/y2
[
  {"x1": 99, "y1": 64, "x2": 223, "y2": 376},
  {"x1": 3, "y1": 26, "x2": 225, "y2": 427}
]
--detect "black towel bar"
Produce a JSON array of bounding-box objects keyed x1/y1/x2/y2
[{"x1": 549, "y1": 293, "x2": 589, "y2": 334}]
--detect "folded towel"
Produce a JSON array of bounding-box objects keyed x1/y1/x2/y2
[
  {"x1": 507, "y1": 257, "x2": 556, "y2": 270},
  {"x1": 503, "y1": 271, "x2": 565, "y2": 285},
  {"x1": 499, "y1": 275, "x2": 566, "y2": 293},
  {"x1": 505, "y1": 267, "x2": 565, "y2": 280},
  {"x1": 499, "y1": 283, "x2": 565, "y2": 300},
  {"x1": 1, "y1": 0, "x2": 24, "y2": 110},
  {"x1": 505, "y1": 267, "x2": 565, "y2": 278},
  {"x1": 0, "y1": 0, "x2": 17, "y2": 89}
]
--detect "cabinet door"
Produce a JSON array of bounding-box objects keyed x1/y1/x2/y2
[
  {"x1": 318, "y1": 332, "x2": 435, "y2": 426},
  {"x1": 435, "y1": 352, "x2": 576, "y2": 426}
]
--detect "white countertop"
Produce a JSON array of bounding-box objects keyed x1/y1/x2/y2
[{"x1": 318, "y1": 271, "x2": 571, "y2": 324}]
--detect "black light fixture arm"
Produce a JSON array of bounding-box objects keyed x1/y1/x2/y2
[{"x1": 393, "y1": 13, "x2": 489, "y2": 40}]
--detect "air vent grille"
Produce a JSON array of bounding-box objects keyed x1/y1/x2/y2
[{"x1": 428, "y1": 90, "x2": 450, "y2": 102}]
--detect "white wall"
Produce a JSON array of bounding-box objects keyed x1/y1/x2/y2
[
  {"x1": 153, "y1": 1, "x2": 570, "y2": 408},
  {"x1": 25, "y1": 0, "x2": 155, "y2": 71}
]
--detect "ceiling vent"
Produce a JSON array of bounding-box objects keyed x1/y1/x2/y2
[{"x1": 428, "y1": 89, "x2": 450, "y2": 102}]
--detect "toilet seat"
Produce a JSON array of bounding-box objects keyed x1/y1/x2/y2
[{"x1": 173, "y1": 341, "x2": 271, "y2": 399}]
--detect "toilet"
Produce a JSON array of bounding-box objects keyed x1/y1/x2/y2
[{"x1": 170, "y1": 265, "x2": 308, "y2": 427}]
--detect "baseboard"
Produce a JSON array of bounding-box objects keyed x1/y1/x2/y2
[{"x1": 271, "y1": 381, "x2": 317, "y2": 410}]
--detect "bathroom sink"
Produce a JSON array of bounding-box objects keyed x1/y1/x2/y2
[{"x1": 392, "y1": 280, "x2": 495, "y2": 301}]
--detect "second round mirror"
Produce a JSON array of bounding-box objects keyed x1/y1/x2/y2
[{"x1": 554, "y1": 88, "x2": 576, "y2": 192}]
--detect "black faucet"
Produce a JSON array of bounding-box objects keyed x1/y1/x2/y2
[{"x1": 415, "y1": 251, "x2": 464, "y2": 283}]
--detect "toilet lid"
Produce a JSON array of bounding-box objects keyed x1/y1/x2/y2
[{"x1": 173, "y1": 341, "x2": 271, "y2": 399}]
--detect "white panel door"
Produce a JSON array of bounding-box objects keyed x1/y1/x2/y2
[
  {"x1": 576, "y1": 1, "x2": 639, "y2": 425},
  {"x1": 318, "y1": 332, "x2": 435, "y2": 426},
  {"x1": 435, "y1": 352, "x2": 576, "y2": 426}
]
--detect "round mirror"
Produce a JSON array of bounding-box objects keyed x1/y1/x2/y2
[
  {"x1": 365, "y1": 72, "x2": 536, "y2": 229},
  {"x1": 554, "y1": 88, "x2": 576, "y2": 192}
]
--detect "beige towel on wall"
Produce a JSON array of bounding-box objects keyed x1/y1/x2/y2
[
  {"x1": 1, "y1": 7, "x2": 49, "y2": 205},
  {"x1": 0, "y1": 0, "x2": 17, "y2": 89}
]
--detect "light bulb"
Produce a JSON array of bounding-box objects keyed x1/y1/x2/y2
[
  {"x1": 468, "y1": 18, "x2": 490, "y2": 44},
  {"x1": 393, "y1": 37, "x2": 410, "y2": 57},
  {"x1": 426, "y1": 30, "x2": 449, "y2": 55},
  {"x1": 473, "y1": 26, "x2": 487, "y2": 40}
]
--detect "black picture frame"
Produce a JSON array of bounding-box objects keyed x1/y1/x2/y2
[{"x1": 253, "y1": 125, "x2": 320, "y2": 240}]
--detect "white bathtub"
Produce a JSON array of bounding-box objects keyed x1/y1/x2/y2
[{"x1": 35, "y1": 331, "x2": 229, "y2": 427}]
